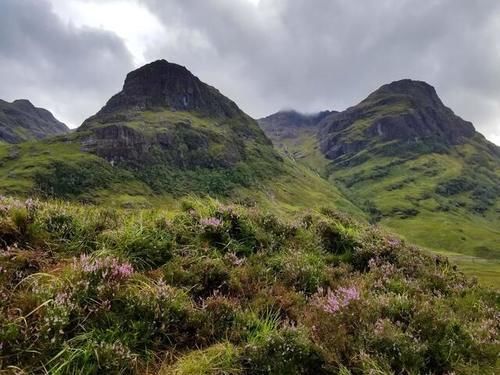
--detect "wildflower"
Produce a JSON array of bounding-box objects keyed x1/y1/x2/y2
[
  {"x1": 386, "y1": 237, "x2": 401, "y2": 247},
  {"x1": 24, "y1": 197, "x2": 37, "y2": 212},
  {"x1": 315, "y1": 285, "x2": 361, "y2": 314},
  {"x1": 75, "y1": 255, "x2": 134, "y2": 281},
  {"x1": 200, "y1": 217, "x2": 223, "y2": 228}
]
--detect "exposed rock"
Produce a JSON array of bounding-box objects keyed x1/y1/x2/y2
[
  {"x1": 318, "y1": 79, "x2": 476, "y2": 160},
  {"x1": 0, "y1": 99, "x2": 69, "y2": 143},
  {"x1": 76, "y1": 59, "x2": 276, "y2": 170},
  {"x1": 81, "y1": 60, "x2": 242, "y2": 128}
]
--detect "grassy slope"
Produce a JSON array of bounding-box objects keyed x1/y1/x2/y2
[
  {"x1": 263, "y1": 128, "x2": 500, "y2": 285},
  {"x1": 0, "y1": 129, "x2": 361, "y2": 219},
  {"x1": 0, "y1": 197, "x2": 498, "y2": 373}
]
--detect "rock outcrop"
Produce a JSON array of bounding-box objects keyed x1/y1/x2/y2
[
  {"x1": 77, "y1": 60, "x2": 276, "y2": 170},
  {"x1": 318, "y1": 79, "x2": 476, "y2": 160},
  {"x1": 81, "y1": 60, "x2": 242, "y2": 129}
]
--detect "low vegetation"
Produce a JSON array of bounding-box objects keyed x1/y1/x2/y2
[{"x1": 1, "y1": 196, "x2": 498, "y2": 374}]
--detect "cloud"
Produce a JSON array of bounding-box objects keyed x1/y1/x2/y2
[
  {"x1": 142, "y1": 0, "x2": 500, "y2": 144},
  {"x1": 0, "y1": 0, "x2": 499, "y2": 144},
  {"x1": 0, "y1": 0, "x2": 134, "y2": 126}
]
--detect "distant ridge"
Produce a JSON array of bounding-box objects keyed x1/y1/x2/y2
[{"x1": 0, "y1": 99, "x2": 69, "y2": 143}]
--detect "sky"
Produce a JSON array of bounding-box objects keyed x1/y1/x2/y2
[{"x1": 0, "y1": 0, "x2": 499, "y2": 145}]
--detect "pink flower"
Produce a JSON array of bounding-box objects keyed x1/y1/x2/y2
[
  {"x1": 75, "y1": 255, "x2": 134, "y2": 281},
  {"x1": 200, "y1": 217, "x2": 223, "y2": 228},
  {"x1": 315, "y1": 285, "x2": 360, "y2": 314}
]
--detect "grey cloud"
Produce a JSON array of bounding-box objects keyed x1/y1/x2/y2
[
  {"x1": 0, "y1": 0, "x2": 134, "y2": 126},
  {"x1": 0, "y1": 0, "x2": 498, "y2": 143},
  {"x1": 143, "y1": 0, "x2": 500, "y2": 143}
]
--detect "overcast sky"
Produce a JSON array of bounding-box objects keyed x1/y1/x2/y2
[{"x1": 1, "y1": 0, "x2": 499, "y2": 145}]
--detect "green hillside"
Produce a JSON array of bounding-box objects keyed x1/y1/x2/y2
[
  {"x1": 0, "y1": 196, "x2": 497, "y2": 373},
  {"x1": 259, "y1": 81, "x2": 500, "y2": 284},
  {"x1": 0, "y1": 61, "x2": 359, "y2": 217},
  {"x1": 0, "y1": 61, "x2": 499, "y2": 374}
]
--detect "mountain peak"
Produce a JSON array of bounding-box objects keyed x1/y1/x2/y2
[
  {"x1": 318, "y1": 79, "x2": 476, "y2": 161},
  {"x1": 11, "y1": 99, "x2": 35, "y2": 109},
  {"x1": 363, "y1": 79, "x2": 444, "y2": 109},
  {"x1": 88, "y1": 59, "x2": 241, "y2": 122},
  {"x1": 0, "y1": 99, "x2": 68, "y2": 143}
]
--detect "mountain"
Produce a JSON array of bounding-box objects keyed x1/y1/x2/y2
[
  {"x1": 318, "y1": 79, "x2": 486, "y2": 163},
  {"x1": 258, "y1": 110, "x2": 334, "y2": 173},
  {"x1": 260, "y1": 80, "x2": 500, "y2": 278},
  {"x1": 76, "y1": 60, "x2": 274, "y2": 171},
  {"x1": 0, "y1": 99, "x2": 69, "y2": 143},
  {"x1": 0, "y1": 60, "x2": 359, "y2": 215}
]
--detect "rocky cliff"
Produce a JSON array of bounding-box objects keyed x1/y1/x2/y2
[
  {"x1": 77, "y1": 60, "x2": 276, "y2": 170},
  {"x1": 318, "y1": 79, "x2": 477, "y2": 161}
]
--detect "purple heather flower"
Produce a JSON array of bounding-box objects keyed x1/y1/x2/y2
[
  {"x1": 75, "y1": 255, "x2": 134, "y2": 281},
  {"x1": 200, "y1": 217, "x2": 223, "y2": 228},
  {"x1": 316, "y1": 285, "x2": 360, "y2": 314}
]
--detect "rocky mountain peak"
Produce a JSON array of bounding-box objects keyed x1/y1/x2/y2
[
  {"x1": 260, "y1": 110, "x2": 334, "y2": 128},
  {"x1": 361, "y1": 79, "x2": 445, "y2": 110},
  {"x1": 318, "y1": 79, "x2": 477, "y2": 161},
  {"x1": 0, "y1": 99, "x2": 69, "y2": 143},
  {"x1": 86, "y1": 60, "x2": 242, "y2": 123}
]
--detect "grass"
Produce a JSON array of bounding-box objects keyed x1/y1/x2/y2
[
  {"x1": 161, "y1": 343, "x2": 241, "y2": 375},
  {"x1": 262, "y1": 121, "x2": 500, "y2": 285},
  {"x1": 0, "y1": 196, "x2": 498, "y2": 374}
]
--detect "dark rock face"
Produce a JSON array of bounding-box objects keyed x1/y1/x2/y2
[
  {"x1": 318, "y1": 79, "x2": 476, "y2": 160},
  {"x1": 0, "y1": 99, "x2": 69, "y2": 143},
  {"x1": 79, "y1": 121, "x2": 246, "y2": 169},
  {"x1": 81, "y1": 60, "x2": 241, "y2": 128},
  {"x1": 77, "y1": 60, "x2": 275, "y2": 170}
]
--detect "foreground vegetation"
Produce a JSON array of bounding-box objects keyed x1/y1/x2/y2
[{"x1": 0, "y1": 196, "x2": 498, "y2": 374}]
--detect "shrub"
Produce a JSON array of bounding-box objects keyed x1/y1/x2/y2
[
  {"x1": 100, "y1": 223, "x2": 173, "y2": 269},
  {"x1": 243, "y1": 327, "x2": 325, "y2": 375},
  {"x1": 316, "y1": 219, "x2": 359, "y2": 254},
  {"x1": 163, "y1": 255, "x2": 230, "y2": 298},
  {"x1": 268, "y1": 249, "x2": 329, "y2": 294}
]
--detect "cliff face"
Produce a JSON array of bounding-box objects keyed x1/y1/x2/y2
[
  {"x1": 81, "y1": 60, "x2": 242, "y2": 128},
  {"x1": 0, "y1": 99, "x2": 69, "y2": 143},
  {"x1": 318, "y1": 79, "x2": 476, "y2": 161},
  {"x1": 77, "y1": 60, "x2": 275, "y2": 169}
]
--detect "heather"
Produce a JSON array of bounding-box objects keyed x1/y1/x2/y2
[{"x1": 0, "y1": 196, "x2": 498, "y2": 374}]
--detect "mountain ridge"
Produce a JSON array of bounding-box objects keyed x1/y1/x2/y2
[
  {"x1": 0, "y1": 99, "x2": 69, "y2": 143},
  {"x1": 0, "y1": 60, "x2": 360, "y2": 217},
  {"x1": 258, "y1": 79, "x2": 500, "y2": 278}
]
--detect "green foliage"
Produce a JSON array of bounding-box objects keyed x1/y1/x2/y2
[
  {"x1": 243, "y1": 327, "x2": 325, "y2": 375},
  {"x1": 0, "y1": 197, "x2": 498, "y2": 374},
  {"x1": 163, "y1": 342, "x2": 242, "y2": 375},
  {"x1": 34, "y1": 159, "x2": 118, "y2": 198}
]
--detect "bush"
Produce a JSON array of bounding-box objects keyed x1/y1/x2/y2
[
  {"x1": 316, "y1": 219, "x2": 359, "y2": 254},
  {"x1": 163, "y1": 254, "x2": 230, "y2": 298},
  {"x1": 268, "y1": 249, "x2": 329, "y2": 294},
  {"x1": 101, "y1": 223, "x2": 173, "y2": 269}
]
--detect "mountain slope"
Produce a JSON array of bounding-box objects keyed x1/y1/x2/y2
[
  {"x1": 258, "y1": 110, "x2": 334, "y2": 174},
  {"x1": 0, "y1": 99, "x2": 69, "y2": 143},
  {"x1": 259, "y1": 80, "x2": 500, "y2": 281},
  {"x1": 0, "y1": 60, "x2": 360, "y2": 216}
]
